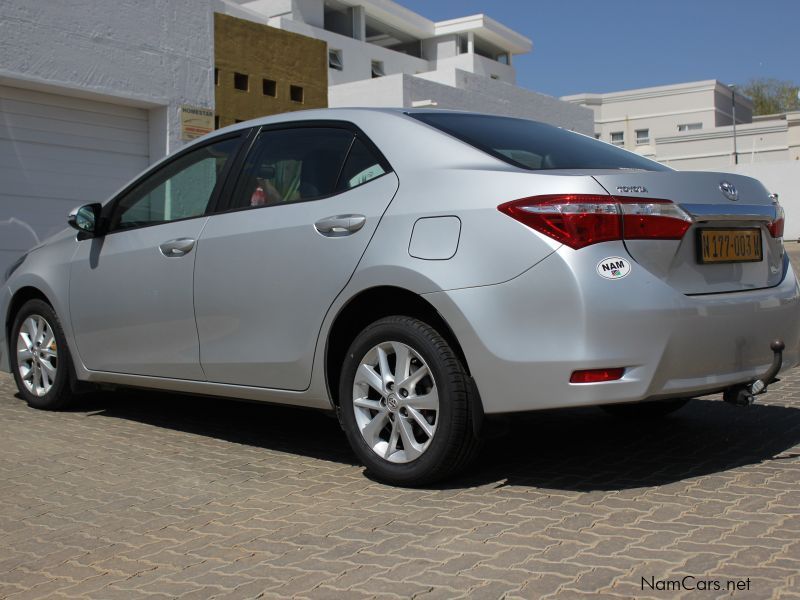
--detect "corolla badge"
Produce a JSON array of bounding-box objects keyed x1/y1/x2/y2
[{"x1": 719, "y1": 181, "x2": 738, "y2": 201}]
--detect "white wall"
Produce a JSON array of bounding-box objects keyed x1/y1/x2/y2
[
  {"x1": 0, "y1": 0, "x2": 216, "y2": 161},
  {"x1": 433, "y1": 54, "x2": 516, "y2": 84},
  {"x1": 330, "y1": 69, "x2": 594, "y2": 134}
]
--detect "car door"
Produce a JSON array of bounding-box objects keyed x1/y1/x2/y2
[
  {"x1": 69, "y1": 134, "x2": 243, "y2": 379},
  {"x1": 194, "y1": 123, "x2": 399, "y2": 390}
]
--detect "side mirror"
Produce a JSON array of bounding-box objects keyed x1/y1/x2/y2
[{"x1": 68, "y1": 203, "x2": 102, "y2": 239}]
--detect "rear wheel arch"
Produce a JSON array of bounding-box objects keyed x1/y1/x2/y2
[{"x1": 325, "y1": 286, "x2": 472, "y2": 407}]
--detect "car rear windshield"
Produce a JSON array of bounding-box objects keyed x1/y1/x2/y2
[{"x1": 410, "y1": 112, "x2": 669, "y2": 172}]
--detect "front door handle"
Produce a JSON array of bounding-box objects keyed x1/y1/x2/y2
[
  {"x1": 159, "y1": 238, "x2": 196, "y2": 257},
  {"x1": 314, "y1": 214, "x2": 366, "y2": 237}
]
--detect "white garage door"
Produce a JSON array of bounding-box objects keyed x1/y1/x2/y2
[{"x1": 0, "y1": 85, "x2": 150, "y2": 274}]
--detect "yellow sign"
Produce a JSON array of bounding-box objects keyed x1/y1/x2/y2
[{"x1": 180, "y1": 105, "x2": 214, "y2": 140}]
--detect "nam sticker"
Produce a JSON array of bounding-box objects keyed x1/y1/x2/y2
[{"x1": 597, "y1": 257, "x2": 631, "y2": 280}]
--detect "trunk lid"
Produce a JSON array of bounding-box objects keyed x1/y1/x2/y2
[{"x1": 591, "y1": 171, "x2": 783, "y2": 294}]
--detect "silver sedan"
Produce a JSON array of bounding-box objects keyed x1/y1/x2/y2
[{"x1": 2, "y1": 109, "x2": 797, "y2": 485}]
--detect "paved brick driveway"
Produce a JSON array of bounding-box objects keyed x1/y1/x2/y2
[{"x1": 2, "y1": 251, "x2": 800, "y2": 599}]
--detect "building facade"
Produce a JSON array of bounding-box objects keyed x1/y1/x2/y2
[
  {"x1": 0, "y1": 0, "x2": 327, "y2": 275},
  {"x1": 214, "y1": 12, "x2": 328, "y2": 129},
  {"x1": 0, "y1": 0, "x2": 591, "y2": 275},
  {"x1": 227, "y1": 0, "x2": 593, "y2": 132},
  {"x1": 563, "y1": 80, "x2": 800, "y2": 169}
]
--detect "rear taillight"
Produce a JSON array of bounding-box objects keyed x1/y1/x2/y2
[
  {"x1": 498, "y1": 194, "x2": 692, "y2": 250},
  {"x1": 768, "y1": 204, "x2": 785, "y2": 238}
]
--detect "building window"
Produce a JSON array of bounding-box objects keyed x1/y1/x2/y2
[
  {"x1": 678, "y1": 122, "x2": 703, "y2": 132},
  {"x1": 635, "y1": 129, "x2": 649, "y2": 145},
  {"x1": 233, "y1": 72, "x2": 249, "y2": 91},
  {"x1": 214, "y1": 68, "x2": 219, "y2": 86},
  {"x1": 214, "y1": 115, "x2": 220, "y2": 129},
  {"x1": 611, "y1": 131, "x2": 624, "y2": 146},
  {"x1": 371, "y1": 60, "x2": 385, "y2": 78},
  {"x1": 594, "y1": 133, "x2": 601, "y2": 139},
  {"x1": 290, "y1": 85, "x2": 304, "y2": 103},
  {"x1": 496, "y1": 53, "x2": 510, "y2": 65},
  {"x1": 235, "y1": 119, "x2": 244, "y2": 124},
  {"x1": 262, "y1": 78, "x2": 276, "y2": 97},
  {"x1": 329, "y1": 49, "x2": 343, "y2": 71},
  {"x1": 457, "y1": 35, "x2": 468, "y2": 55}
]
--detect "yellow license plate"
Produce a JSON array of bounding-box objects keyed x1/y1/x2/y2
[{"x1": 698, "y1": 228, "x2": 762, "y2": 264}]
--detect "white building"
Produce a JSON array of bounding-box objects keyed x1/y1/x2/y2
[
  {"x1": 562, "y1": 80, "x2": 800, "y2": 169},
  {"x1": 229, "y1": 0, "x2": 593, "y2": 131}
]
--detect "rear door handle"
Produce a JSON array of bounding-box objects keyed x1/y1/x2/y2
[
  {"x1": 314, "y1": 214, "x2": 367, "y2": 237},
  {"x1": 159, "y1": 238, "x2": 196, "y2": 257}
]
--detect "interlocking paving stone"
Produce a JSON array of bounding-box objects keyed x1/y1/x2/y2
[{"x1": 1, "y1": 243, "x2": 800, "y2": 598}]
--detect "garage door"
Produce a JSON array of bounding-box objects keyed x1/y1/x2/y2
[{"x1": 0, "y1": 85, "x2": 150, "y2": 274}]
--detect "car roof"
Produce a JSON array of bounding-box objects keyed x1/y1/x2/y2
[{"x1": 206, "y1": 107, "x2": 531, "y2": 140}]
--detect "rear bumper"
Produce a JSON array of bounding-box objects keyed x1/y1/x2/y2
[{"x1": 425, "y1": 242, "x2": 800, "y2": 414}]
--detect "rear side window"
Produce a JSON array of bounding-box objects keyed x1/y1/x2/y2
[
  {"x1": 337, "y1": 137, "x2": 386, "y2": 191},
  {"x1": 233, "y1": 127, "x2": 354, "y2": 208},
  {"x1": 410, "y1": 113, "x2": 669, "y2": 172}
]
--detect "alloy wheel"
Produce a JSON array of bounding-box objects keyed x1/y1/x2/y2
[
  {"x1": 352, "y1": 341, "x2": 439, "y2": 463},
  {"x1": 16, "y1": 315, "x2": 58, "y2": 397}
]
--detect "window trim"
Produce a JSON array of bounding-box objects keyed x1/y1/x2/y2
[
  {"x1": 215, "y1": 120, "x2": 394, "y2": 215},
  {"x1": 677, "y1": 122, "x2": 703, "y2": 132},
  {"x1": 100, "y1": 130, "x2": 251, "y2": 236},
  {"x1": 328, "y1": 49, "x2": 343, "y2": 71}
]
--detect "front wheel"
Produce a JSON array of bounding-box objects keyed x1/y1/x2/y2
[
  {"x1": 601, "y1": 398, "x2": 690, "y2": 419},
  {"x1": 338, "y1": 316, "x2": 480, "y2": 486},
  {"x1": 10, "y1": 299, "x2": 76, "y2": 410}
]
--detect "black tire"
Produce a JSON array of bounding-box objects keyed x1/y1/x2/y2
[
  {"x1": 601, "y1": 398, "x2": 690, "y2": 419},
  {"x1": 338, "y1": 316, "x2": 480, "y2": 486},
  {"x1": 9, "y1": 299, "x2": 76, "y2": 410}
]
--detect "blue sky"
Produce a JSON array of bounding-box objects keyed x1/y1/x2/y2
[{"x1": 399, "y1": 0, "x2": 799, "y2": 98}]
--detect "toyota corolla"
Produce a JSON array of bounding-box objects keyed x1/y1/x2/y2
[{"x1": 2, "y1": 109, "x2": 797, "y2": 485}]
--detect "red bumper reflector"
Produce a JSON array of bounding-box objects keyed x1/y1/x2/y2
[{"x1": 570, "y1": 368, "x2": 625, "y2": 384}]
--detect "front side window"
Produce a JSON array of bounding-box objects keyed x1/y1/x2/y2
[
  {"x1": 111, "y1": 137, "x2": 240, "y2": 230},
  {"x1": 233, "y1": 127, "x2": 354, "y2": 209}
]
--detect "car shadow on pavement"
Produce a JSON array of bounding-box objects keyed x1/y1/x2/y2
[
  {"x1": 61, "y1": 390, "x2": 800, "y2": 491},
  {"x1": 456, "y1": 398, "x2": 800, "y2": 492}
]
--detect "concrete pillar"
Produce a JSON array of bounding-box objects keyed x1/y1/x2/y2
[
  {"x1": 148, "y1": 105, "x2": 169, "y2": 164},
  {"x1": 467, "y1": 31, "x2": 475, "y2": 54},
  {"x1": 351, "y1": 6, "x2": 365, "y2": 41}
]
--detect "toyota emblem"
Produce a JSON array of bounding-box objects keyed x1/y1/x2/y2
[{"x1": 719, "y1": 181, "x2": 738, "y2": 201}]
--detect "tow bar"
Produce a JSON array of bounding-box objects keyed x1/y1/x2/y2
[{"x1": 723, "y1": 339, "x2": 784, "y2": 406}]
